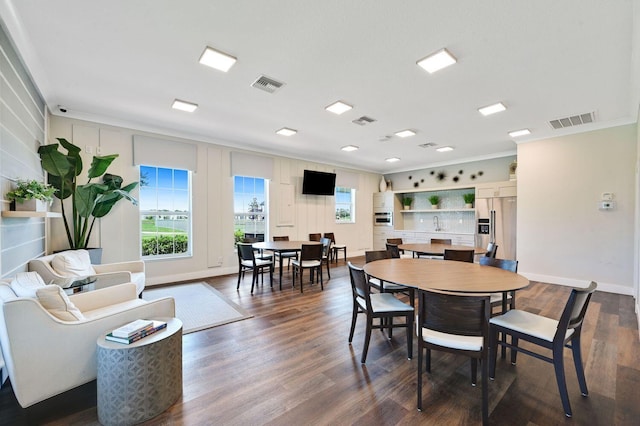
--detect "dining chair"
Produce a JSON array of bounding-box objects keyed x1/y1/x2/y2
[
  {"x1": 430, "y1": 238, "x2": 452, "y2": 245},
  {"x1": 272, "y1": 236, "x2": 297, "y2": 270},
  {"x1": 484, "y1": 242, "x2": 498, "y2": 258},
  {"x1": 365, "y1": 250, "x2": 415, "y2": 309},
  {"x1": 320, "y1": 237, "x2": 332, "y2": 279},
  {"x1": 478, "y1": 257, "x2": 518, "y2": 314},
  {"x1": 443, "y1": 249, "x2": 474, "y2": 263},
  {"x1": 489, "y1": 281, "x2": 598, "y2": 418},
  {"x1": 347, "y1": 262, "x2": 414, "y2": 364},
  {"x1": 308, "y1": 233, "x2": 322, "y2": 242},
  {"x1": 236, "y1": 243, "x2": 273, "y2": 294},
  {"x1": 386, "y1": 238, "x2": 405, "y2": 254},
  {"x1": 242, "y1": 237, "x2": 273, "y2": 265},
  {"x1": 324, "y1": 232, "x2": 347, "y2": 263},
  {"x1": 417, "y1": 289, "x2": 491, "y2": 425},
  {"x1": 291, "y1": 243, "x2": 324, "y2": 293}
]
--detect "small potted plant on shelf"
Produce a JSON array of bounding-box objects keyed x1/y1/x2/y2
[
  {"x1": 402, "y1": 196, "x2": 413, "y2": 210},
  {"x1": 429, "y1": 195, "x2": 440, "y2": 209},
  {"x1": 463, "y1": 193, "x2": 475, "y2": 208},
  {"x1": 5, "y1": 179, "x2": 57, "y2": 212}
]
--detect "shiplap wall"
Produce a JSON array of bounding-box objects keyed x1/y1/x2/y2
[{"x1": 0, "y1": 22, "x2": 46, "y2": 279}]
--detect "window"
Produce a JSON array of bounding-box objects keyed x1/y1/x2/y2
[
  {"x1": 139, "y1": 166, "x2": 191, "y2": 258},
  {"x1": 335, "y1": 187, "x2": 355, "y2": 223},
  {"x1": 234, "y1": 176, "x2": 268, "y2": 244}
]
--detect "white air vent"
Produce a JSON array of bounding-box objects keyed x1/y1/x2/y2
[
  {"x1": 379, "y1": 135, "x2": 392, "y2": 142},
  {"x1": 251, "y1": 75, "x2": 284, "y2": 93},
  {"x1": 352, "y1": 116, "x2": 376, "y2": 126},
  {"x1": 418, "y1": 142, "x2": 437, "y2": 148},
  {"x1": 549, "y1": 112, "x2": 595, "y2": 129}
]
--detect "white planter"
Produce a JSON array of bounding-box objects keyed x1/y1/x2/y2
[
  {"x1": 465, "y1": 203, "x2": 473, "y2": 209},
  {"x1": 403, "y1": 205, "x2": 411, "y2": 210},
  {"x1": 379, "y1": 176, "x2": 387, "y2": 192},
  {"x1": 431, "y1": 205, "x2": 439, "y2": 210},
  {"x1": 13, "y1": 199, "x2": 48, "y2": 212}
]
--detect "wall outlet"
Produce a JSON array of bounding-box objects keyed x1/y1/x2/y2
[{"x1": 599, "y1": 201, "x2": 615, "y2": 210}]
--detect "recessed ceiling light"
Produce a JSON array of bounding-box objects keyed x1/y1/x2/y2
[
  {"x1": 436, "y1": 146, "x2": 454, "y2": 152},
  {"x1": 508, "y1": 129, "x2": 531, "y2": 138},
  {"x1": 395, "y1": 129, "x2": 416, "y2": 138},
  {"x1": 478, "y1": 102, "x2": 506, "y2": 116},
  {"x1": 416, "y1": 48, "x2": 457, "y2": 73},
  {"x1": 385, "y1": 157, "x2": 400, "y2": 163},
  {"x1": 325, "y1": 101, "x2": 353, "y2": 115},
  {"x1": 171, "y1": 99, "x2": 198, "y2": 112},
  {"x1": 341, "y1": 145, "x2": 359, "y2": 152},
  {"x1": 198, "y1": 46, "x2": 237, "y2": 72},
  {"x1": 276, "y1": 127, "x2": 297, "y2": 136}
]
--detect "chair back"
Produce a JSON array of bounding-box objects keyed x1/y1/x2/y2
[
  {"x1": 485, "y1": 242, "x2": 498, "y2": 258},
  {"x1": 347, "y1": 262, "x2": 372, "y2": 309},
  {"x1": 237, "y1": 243, "x2": 256, "y2": 262},
  {"x1": 309, "y1": 233, "x2": 322, "y2": 242},
  {"x1": 300, "y1": 243, "x2": 323, "y2": 261},
  {"x1": 479, "y1": 256, "x2": 518, "y2": 272},
  {"x1": 365, "y1": 250, "x2": 392, "y2": 263},
  {"x1": 419, "y1": 290, "x2": 490, "y2": 338},
  {"x1": 323, "y1": 232, "x2": 336, "y2": 244},
  {"x1": 320, "y1": 237, "x2": 332, "y2": 257},
  {"x1": 273, "y1": 236, "x2": 289, "y2": 241},
  {"x1": 443, "y1": 249, "x2": 474, "y2": 263},
  {"x1": 383, "y1": 243, "x2": 400, "y2": 258},
  {"x1": 555, "y1": 281, "x2": 597, "y2": 340},
  {"x1": 431, "y1": 238, "x2": 452, "y2": 245},
  {"x1": 386, "y1": 238, "x2": 403, "y2": 245}
]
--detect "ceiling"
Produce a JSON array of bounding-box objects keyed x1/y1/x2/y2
[{"x1": 1, "y1": 0, "x2": 638, "y2": 174}]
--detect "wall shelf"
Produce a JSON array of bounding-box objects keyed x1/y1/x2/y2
[
  {"x1": 1, "y1": 211, "x2": 62, "y2": 218},
  {"x1": 400, "y1": 208, "x2": 475, "y2": 213}
]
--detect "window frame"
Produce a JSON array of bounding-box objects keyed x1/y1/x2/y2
[
  {"x1": 335, "y1": 186, "x2": 356, "y2": 224},
  {"x1": 233, "y1": 175, "x2": 269, "y2": 246}
]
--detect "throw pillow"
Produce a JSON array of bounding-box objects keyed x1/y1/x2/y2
[
  {"x1": 36, "y1": 285, "x2": 85, "y2": 321},
  {"x1": 10, "y1": 271, "x2": 46, "y2": 298},
  {"x1": 51, "y1": 250, "x2": 96, "y2": 277}
]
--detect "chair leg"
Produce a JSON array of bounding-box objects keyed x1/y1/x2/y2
[
  {"x1": 417, "y1": 343, "x2": 424, "y2": 411},
  {"x1": 510, "y1": 336, "x2": 519, "y2": 364},
  {"x1": 361, "y1": 316, "x2": 373, "y2": 364},
  {"x1": 348, "y1": 302, "x2": 358, "y2": 343},
  {"x1": 388, "y1": 317, "x2": 393, "y2": 339},
  {"x1": 481, "y1": 353, "x2": 489, "y2": 425},
  {"x1": 236, "y1": 265, "x2": 242, "y2": 289},
  {"x1": 319, "y1": 265, "x2": 324, "y2": 290},
  {"x1": 425, "y1": 348, "x2": 431, "y2": 373},
  {"x1": 471, "y1": 359, "x2": 478, "y2": 386},
  {"x1": 250, "y1": 269, "x2": 257, "y2": 294},
  {"x1": 552, "y1": 343, "x2": 573, "y2": 417},
  {"x1": 406, "y1": 313, "x2": 413, "y2": 360},
  {"x1": 570, "y1": 333, "x2": 589, "y2": 396},
  {"x1": 489, "y1": 326, "x2": 499, "y2": 379}
]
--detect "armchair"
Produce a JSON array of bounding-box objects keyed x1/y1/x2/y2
[
  {"x1": 28, "y1": 249, "x2": 145, "y2": 296},
  {"x1": 0, "y1": 280, "x2": 174, "y2": 408}
]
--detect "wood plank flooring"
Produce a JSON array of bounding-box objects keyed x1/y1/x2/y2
[{"x1": 1, "y1": 257, "x2": 638, "y2": 425}]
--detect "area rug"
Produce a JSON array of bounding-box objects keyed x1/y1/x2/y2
[{"x1": 143, "y1": 282, "x2": 253, "y2": 334}]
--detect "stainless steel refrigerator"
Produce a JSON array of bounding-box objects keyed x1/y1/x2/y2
[{"x1": 475, "y1": 196, "x2": 517, "y2": 260}]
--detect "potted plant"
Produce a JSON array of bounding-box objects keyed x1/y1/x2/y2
[
  {"x1": 463, "y1": 193, "x2": 475, "y2": 208},
  {"x1": 401, "y1": 196, "x2": 413, "y2": 210},
  {"x1": 5, "y1": 179, "x2": 57, "y2": 212},
  {"x1": 38, "y1": 138, "x2": 138, "y2": 256},
  {"x1": 428, "y1": 195, "x2": 440, "y2": 209}
]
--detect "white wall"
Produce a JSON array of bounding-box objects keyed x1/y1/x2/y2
[
  {"x1": 518, "y1": 124, "x2": 636, "y2": 294},
  {"x1": 48, "y1": 116, "x2": 380, "y2": 285}
]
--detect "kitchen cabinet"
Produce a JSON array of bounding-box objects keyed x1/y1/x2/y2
[
  {"x1": 373, "y1": 192, "x2": 396, "y2": 211},
  {"x1": 475, "y1": 180, "x2": 516, "y2": 198},
  {"x1": 373, "y1": 228, "x2": 394, "y2": 250}
]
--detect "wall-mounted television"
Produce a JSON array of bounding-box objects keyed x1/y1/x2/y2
[{"x1": 302, "y1": 170, "x2": 336, "y2": 195}]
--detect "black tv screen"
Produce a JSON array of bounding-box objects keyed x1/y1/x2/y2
[{"x1": 302, "y1": 170, "x2": 336, "y2": 195}]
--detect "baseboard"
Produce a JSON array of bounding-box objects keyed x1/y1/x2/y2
[{"x1": 518, "y1": 272, "x2": 634, "y2": 296}]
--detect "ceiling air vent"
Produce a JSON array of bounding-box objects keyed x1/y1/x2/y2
[
  {"x1": 251, "y1": 75, "x2": 284, "y2": 94},
  {"x1": 352, "y1": 116, "x2": 376, "y2": 126},
  {"x1": 418, "y1": 142, "x2": 437, "y2": 148},
  {"x1": 549, "y1": 112, "x2": 595, "y2": 129}
]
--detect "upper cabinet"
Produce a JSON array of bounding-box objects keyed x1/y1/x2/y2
[
  {"x1": 373, "y1": 192, "x2": 396, "y2": 211},
  {"x1": 475, "y1": 180, "x2": 517, "y2": 198}
]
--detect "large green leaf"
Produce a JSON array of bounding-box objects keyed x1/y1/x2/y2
[
  {"x1": 88, "y1": 155, "x2": 118, "y2": 179},
  {"x1": 75, "y1": 184, "x2": 107, "y2": 218},
  {"x1": 38, "y1": 144, "x2": 72, "y2": 177},
  {"x1": 57, "y1": 138, "x2": 83, "y2": 177}
]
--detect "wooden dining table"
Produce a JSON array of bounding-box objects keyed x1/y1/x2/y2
[
  {"x1": 398, "y1": 243, "x2": 488, "y2": 257},
  {"x1": 253, "y1": 240, "x2": 323, "y2": 289}
]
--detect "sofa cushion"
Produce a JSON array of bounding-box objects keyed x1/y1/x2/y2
[
  {"x1": 51, "y1": 250, "x2": 96, "y2": 278},
  {"x1": 81, "y1": 298, "x2": 148, "y2": 320},
  {"x1": 36, "y1": 285, "x2": 85, "y2": 321},
  {"x1": 10, "y1": 272, "x2": 46, "y2": 298}
]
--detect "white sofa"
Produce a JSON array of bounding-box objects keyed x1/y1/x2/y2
[
  {"x1": 0, "y1": 279, "x2": 174, "y2": 408},
  {"x1": 28, "y1": 250, "x2": 145, "y2": 296}
]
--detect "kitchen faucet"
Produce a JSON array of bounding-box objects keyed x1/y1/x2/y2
[{"x1": 433, "y1": 216, "x2": 441, "y2": 232}]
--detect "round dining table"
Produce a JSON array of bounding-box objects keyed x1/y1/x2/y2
[
  {"x1": 253, "y1": 240, "x2": 323, "y2": 288},
  {"x1": 398, "y1": 243, "x2": 487, "y2": 257}
]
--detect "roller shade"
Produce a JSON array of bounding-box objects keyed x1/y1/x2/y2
[
  {"x1": 230, "y1": 151, "x2": 274, "y2": 179},
  {"x1": 335, "y1": 170, "x2": 359, "y2": 190},
  {"x1": 133, "y1": 135, "x2": 197, "y2": 171}
]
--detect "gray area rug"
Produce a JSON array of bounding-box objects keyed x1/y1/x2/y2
[{"x1": 143, "y1": 282, "x2": 253, "y2": 334}]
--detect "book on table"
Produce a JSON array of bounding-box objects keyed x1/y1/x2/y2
[
  {"x1": 111, "y1": 319, "x2": 154, "y2": 338},
  {"x1": 106, "y1": 320, "x2": 168, "y2": 344}
]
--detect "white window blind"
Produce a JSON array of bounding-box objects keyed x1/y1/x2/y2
[
  {"x1": 133, "y1": 135, "x2": 197, "y2": 172},
  {"x1": 335, "y1": 170, "x2": 359, "y2": 190},
  {"x1": 230, "y1": 151, "x2": 274, "y2": 179}
]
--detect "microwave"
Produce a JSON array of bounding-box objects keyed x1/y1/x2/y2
[{"x1": 374, "y1": 211, "x2": 393, "y2": 226}]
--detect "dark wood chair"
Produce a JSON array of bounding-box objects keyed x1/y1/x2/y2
[
  {"x1": 365, "y1": 250, "x2": 415, "y2": 309},
  {"x1": 430, "y1": 238, "x2": 452, "y2": 245},
  {"x1": 320, "y1": 237, "x2": 332, "y2": 279},
  {"x1": 236, "y1": 243, "x2": 273, "y2": 294},
  {"x1": 485, "y1": 242, "x2": 498, "y2": 258},
  {"x1": 385, "y1": 243, "x2": 400, "y2": 259},
  {"x1": 291, "y1": 244, "x2": 323, "y2": 293},
  {"x1": 489, "y1": 281, "x2": 598, "y2": 418},
  {"x1": 272, "y1": 236, "x2": 298, "y2": 271},
  {"x1": 242, "y1": 237, "x2": 273, "y2": 264},
  {"x1": 479, "y1": 257, "x2": 518, "y2": 314},
  {"x1": 308, "y1": 233, "x2": 321, "y2": 242},
  {"x1": 347, "y1": 262, "x2": 414, "y2": 364},
  {"x1": 324, "y1": 232, "x2": 346, "y2": 263},
  {"x1": 417, "y1": 289, "x2": 491, "y2": 425},
  {"x1": 443, "y1": 249, "x2": 474, "y2": 263}
]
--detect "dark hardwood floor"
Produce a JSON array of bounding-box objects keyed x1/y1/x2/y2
[{"x1": 1, "y1": 257, "x2": 638, "y2": 425}]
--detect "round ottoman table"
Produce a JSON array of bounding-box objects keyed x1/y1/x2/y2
[{"x1": 97, "y1": 317, "x2": 182, "y2": 425}]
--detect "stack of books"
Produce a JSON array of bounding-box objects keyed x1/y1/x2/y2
[{"x1": 105, "y1": 319, "x2": 168, "y2": 344}]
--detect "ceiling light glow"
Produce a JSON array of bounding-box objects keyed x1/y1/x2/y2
[
  {"x1": 341, "y1": 145, "x2": 359, "y2": 152},
  {"x1": 416, "y1": 48, "x2": 457, "y2": 73},
  {"x1": 385, "y1": 157, "x2": 400, "y2": 163},
  {"x1": 325, "y1": 101, "x2": 353, "y2": 115},
  {"x1": 478, "y1": 102, "x2": 506, "y2": 116},
  {"x1": 395, "y1": 129, "x2": 416, "y2": 138},
  {"x1": 276, "y1": 127, "x2": 297, "y2": 136},
  {"x1": 436, "y1": 146, "x2": 454, "y2": 152},
  {"x1": 171, "y1": 99, "x2": 198, "y2": 112},
  {"x1": 199, "y1": 46, "x2": 237, "y2": 72},
  {"x1": 509, "y1": 129, "x2": 531, "y2": 138}
]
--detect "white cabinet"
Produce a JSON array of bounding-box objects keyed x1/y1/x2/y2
[
  {"x1": 373, "y1": 228, "x2": 394, "y2": 250},
  {"x1": 276, "y1": 183, "x2": 295, "y2": 226},
  {"x1": 475, "y1": 180, "x2": 516, "y2": 198},
  {"x1": 373, "y1": 192, "x2": 396, "y2": 211}
]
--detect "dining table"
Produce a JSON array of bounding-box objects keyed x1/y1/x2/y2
[
  {"x1": 398, "y1": 243, "x2": 488, "y2": 257},
  {"x1": 252, "y1": 240, "x2": 323, "y2": 289}
]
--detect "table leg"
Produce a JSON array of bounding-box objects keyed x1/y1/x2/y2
[{"x1": 278, "y1": 251, "x2": 284, "y2": 290}]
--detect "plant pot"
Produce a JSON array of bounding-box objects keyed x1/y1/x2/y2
[
  {"x1": 465, "y1": 203, "x2": 473, "y2": 209},
  {"x1": 403, "y1": 205, "x2": 411, "y2": 210},
  {"x1": 11, "y1": 199, "x2": 48, "y2": 212},
  {"x1": 431, "y1": 205, "x2": 439, "y2": 210}
]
